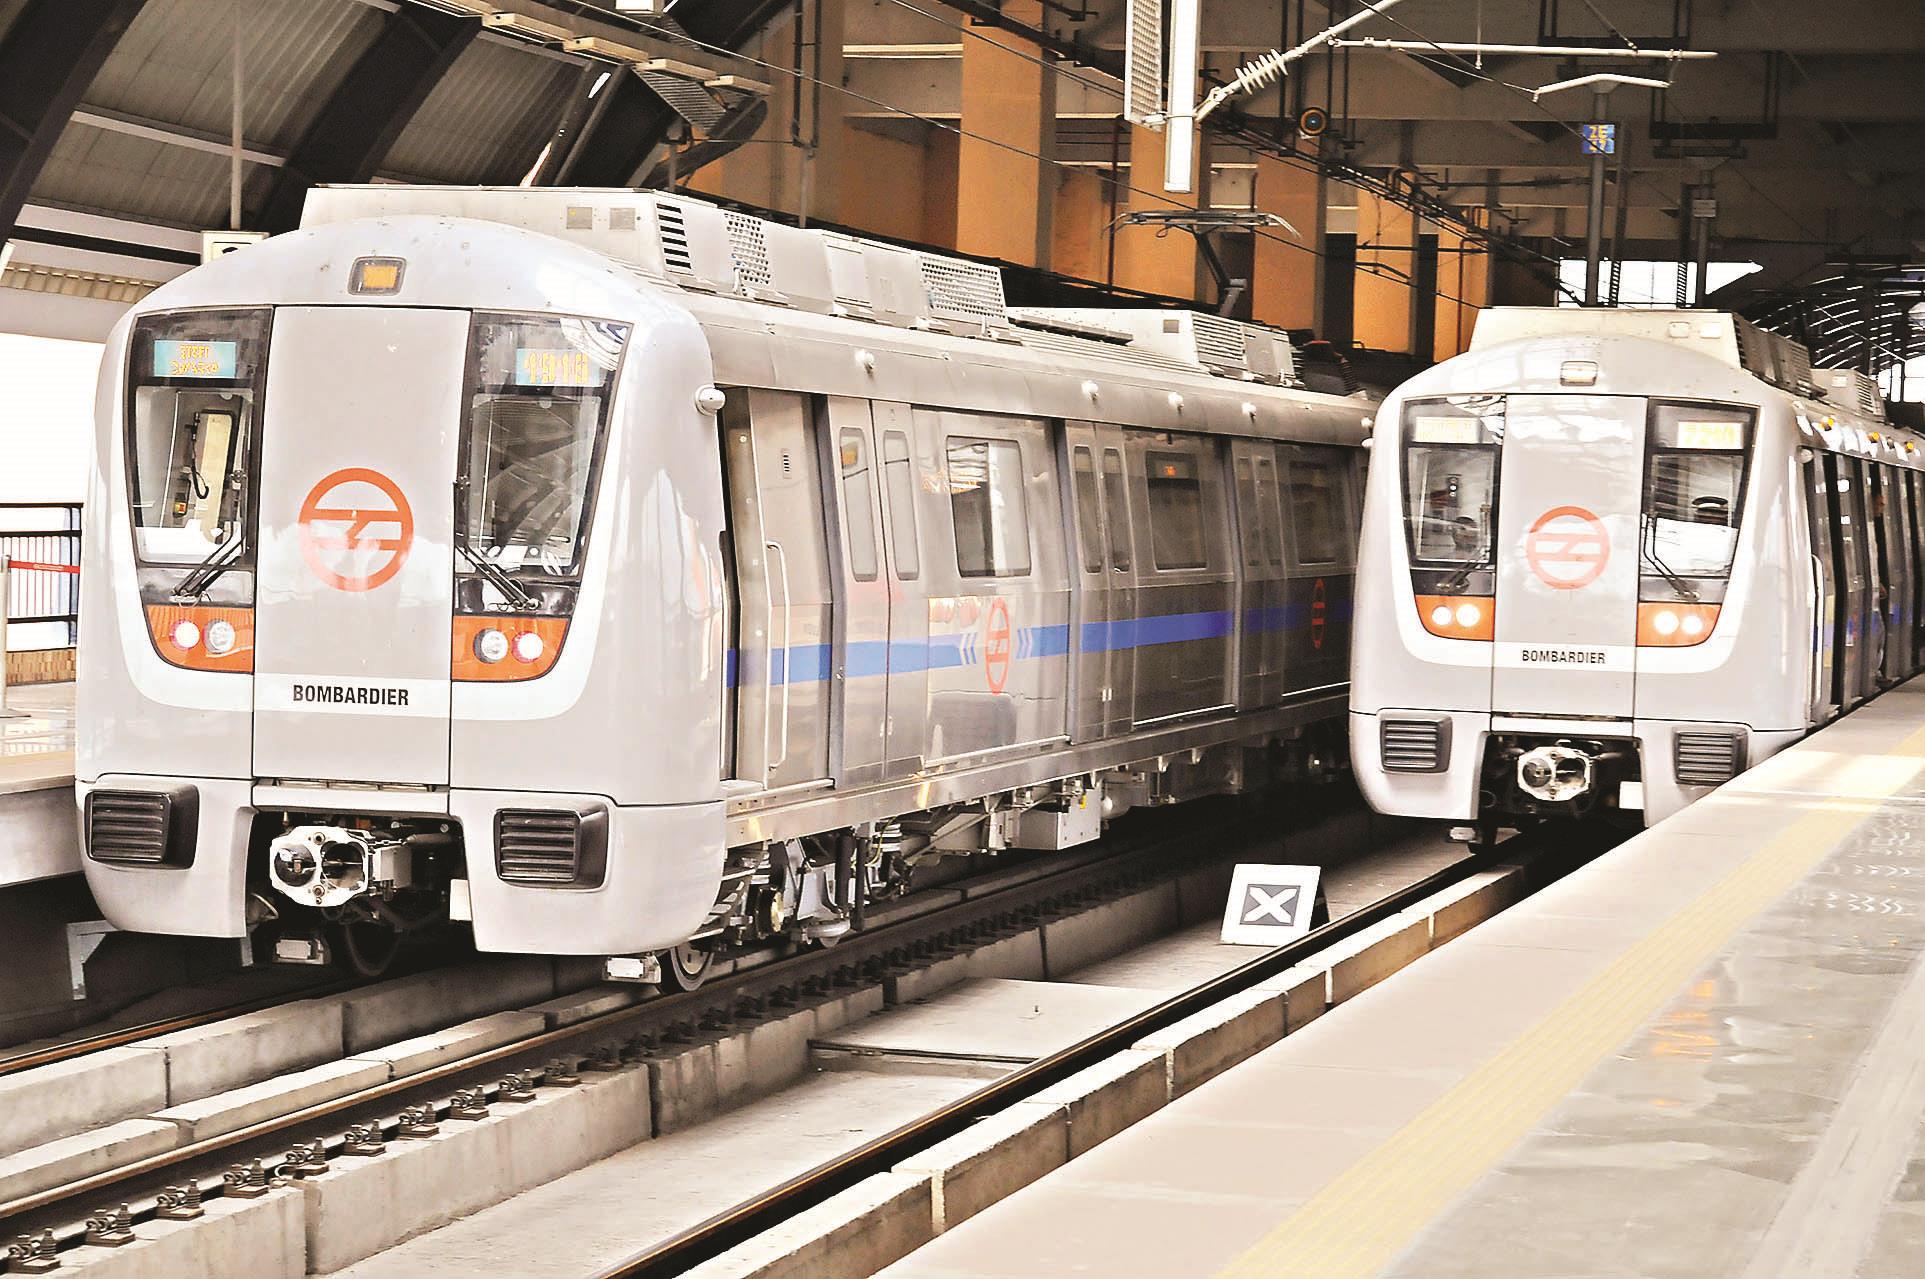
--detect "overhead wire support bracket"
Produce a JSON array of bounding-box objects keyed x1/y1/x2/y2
[{"x1": 1191, "y1": 0, "x2": 1410, "y2": 128}]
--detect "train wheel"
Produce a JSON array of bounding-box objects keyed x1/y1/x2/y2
[{"x1": 661, "y1": 943, "x2": 713, "y2": 991}]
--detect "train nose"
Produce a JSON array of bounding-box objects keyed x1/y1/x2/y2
[{"x1": 1516, "y1": 744, "x2": 1593, "y2": 803}]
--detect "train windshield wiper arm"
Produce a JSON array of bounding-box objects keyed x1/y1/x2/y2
[
  {"x1": 1639, "y1": 515, "x2": 1700, "y2": 602},
  {"x1": 454, "y1": 537, "x2": 539, "y2": 611},
  {"x1": 1436, "y1": 556, "x2": 1492, "y2": 595},
  {"x1": 172, "y1": 533, "x2": 246, "y2": 600}
]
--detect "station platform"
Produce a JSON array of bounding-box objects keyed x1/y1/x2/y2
[
  {"x1": 881, "y1": 682, "x2": 1925, "y2": 1279},
  {"x1": 0, "y1": 680, "x2": 76, "y2": 887}
]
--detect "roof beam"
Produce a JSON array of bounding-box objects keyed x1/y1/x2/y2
[
  {"x1": 0, "y1": 0, "x2": 151, "y2": 248},
  {"x1": 252, "y1": 5, "x2": 480, "y2": 233}
]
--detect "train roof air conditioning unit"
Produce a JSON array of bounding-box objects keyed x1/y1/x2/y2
[{"x1": 1814, "y1": 367, "x2": 1887, "y2": 419}]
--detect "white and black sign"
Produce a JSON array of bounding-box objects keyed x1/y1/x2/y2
[{"x1": 1221, "y1": 863, "x2": 1322, "y2": 946}]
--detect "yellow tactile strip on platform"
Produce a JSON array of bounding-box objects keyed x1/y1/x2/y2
[{"x1": 1218, "y1": 726, "x2": 1925, "y2": 1279}]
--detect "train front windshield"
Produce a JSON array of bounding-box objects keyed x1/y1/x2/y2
[
  {"x1": 1640, "y1": 403, "x2": 1752, "y2": 605},
  {"x1": 456, "y1": 314, "x2": 628, "y2": 612},
  {"x1": 124, "y1": 309, "x2": 271, "y2": 571},
  {"x1": 1401, "y1": 397, "x2": 1505, "y2": 592}
]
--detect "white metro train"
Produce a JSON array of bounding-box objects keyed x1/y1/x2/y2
[
  {"x1": 77, "y1": 186, "x2": 1373, "y2": 977},
  {"x1": 1352, "y1": 306, "x2": 1919, "y2": 831}
]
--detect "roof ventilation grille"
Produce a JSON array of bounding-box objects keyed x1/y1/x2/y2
[
  {"x1": 918, "y1": 254, "x2": 1007, "y2": 333},
  {"x1": 656, "y1": 201, "x2": 694, "y2": 275},
  {"x1": 723, "y1": 210, "x2": 773, "y2": 289}
]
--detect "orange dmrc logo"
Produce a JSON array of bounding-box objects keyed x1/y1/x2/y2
[
  {"x1": 298, "y1": 468, "x2": 415, "y2": 593},
  {"x1": 983, "y1": 598, "x2": 1013, "y2": 694},
  {"x1": 1524, "y1": 505, "x2": 1610, "y2": 590}
]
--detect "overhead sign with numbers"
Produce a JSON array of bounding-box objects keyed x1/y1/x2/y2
[{"x1": 1581, "y1": 122, "x2": 1616, "y2": 155}]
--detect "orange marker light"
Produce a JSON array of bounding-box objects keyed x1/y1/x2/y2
[
  {"x1": 146, "y1": 604, "x2": 253, "y2": 673},
  {"x1": 1415, "y1": 594, "x2": 1494, "y2": 641},
  {"x1": 1637, "y1": 602, "x2": 1721, "y2": 647},
  {"x1": 453, "y1": 615, "x2": 568, "y2": 681}
]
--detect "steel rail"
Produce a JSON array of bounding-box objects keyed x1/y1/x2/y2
[
  {"x1": 0, "y1": 797, "x2": 1279, "y2": 1245},
  {"x1": 595, "y1": 826, "x2": 1603, "y2": 1279},
  {"x1": 0, "y1": 978, "x2": 363, "y2": 1080}
]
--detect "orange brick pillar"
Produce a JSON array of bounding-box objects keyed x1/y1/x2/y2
[
  {"x1": 1112, "y1": 125, "x2": 1201, "y2": 301},
  {"x1": 1250, "y1": 149, "x2": 1325, "y2": 332},
  {"x1": 955, "y1": 2, "x2": 1054, "y2": 267},
  {"x1": 1353, "y1": 187, "x2": 1416, "y2": 354}
]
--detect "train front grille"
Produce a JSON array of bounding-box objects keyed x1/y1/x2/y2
[
  {"x1": 495, "y1": 808, "x2": 607, "y2": 888},
  {"x1": 1675, "y1": 732, "x2": 1744, "y2": 787},
  {"x1": 1381, "y1": 718, "x2": 1450, "y2": 773},
  {"x1": 85, "y1": 787, "x2": 196, "y2": 866}
]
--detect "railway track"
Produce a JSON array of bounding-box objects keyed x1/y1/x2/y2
[
  {"x1": 589, "y1": 821, "x2": 1621, "y2": 1279},
  {"x1": 0, "y1": 794, "x2": 1296, "y2": 1264}
]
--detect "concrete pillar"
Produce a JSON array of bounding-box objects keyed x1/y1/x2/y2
[
  {"x1": 686, "y1": 0, "x2": 845, "y2": 225},
  {"x1": 1353, "y1": 187, "x2": 1415, "y2": 354},
  {"x1": 1051, "y1": 167, "x2": 1109, "y2": 283},
  {"x1": 955, "y1": 2, "x2": 1054, "y2": 267},
  {"x1": 1250, "y1": 148, "x2": 1324, "y2": 333},
  {"x1": 1431, "y1": 217, "x2": 1490, "y2": 362},
  {"x1": 1112, "y1": 125, "x2": 1200, "y2": 301}
]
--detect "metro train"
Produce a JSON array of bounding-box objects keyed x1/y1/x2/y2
[
  {"x1": 76, "y1": 186, "x2": 1374, "y2": 978},
  {"x1": 1352, "y1": 306, "x2": 1918, "y2": 831}
]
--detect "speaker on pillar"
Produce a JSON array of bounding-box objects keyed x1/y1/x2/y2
[{"x1": 1297, "y1": 106, "x2": 1329, "y2": 139}]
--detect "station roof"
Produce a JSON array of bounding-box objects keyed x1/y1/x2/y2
[{"x1": 0, "y1": 1, "x2": 1919, "y2": 372}]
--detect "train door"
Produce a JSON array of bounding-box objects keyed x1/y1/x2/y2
[
  {"x1": 1854, "y1": 458, "x2": 1887, "y2": 693},
  {"x1": 1491, "y1": 395, "x2": 1644, "y2": 719},
  {"x1": 1229, "y1": 441, "x2": 1286, "y2": 708},
  {"x1": 1803, "y1": 451, "x2": 1840, "y2": 724},
  {"x1": 1066, "y1": 426, "x2": 1112, "y2": 741},
  {"x1": 252, "y1": 308, "x2": 463, "y2": 785},
  {"x1": 1911, "y1": 471, "x2": 1925, "y2": 668},
  {"x1": 1252, "y1": 451, "x2": 1290, "y2": 703},
  {"x1": 1279, "y1": 444, "x2": 1355, "y2": 693},
  {"x1": 875, "y1": 403, "x2": 928, "y2": 776},
  {"x1": 1126, "y1": 430, "x2": 1235, "y2": 725},
  {"x1": 1882, "y1": 465, "x2": 1915, "y2": 680},
  {"x1": 822, "y1": 397, "x2": 892, "y2": 787},
  {"x1": 1830, "y1": 455, "x2": 1871, "y2": 705},
  {"x1": 720, "y1": 389, "x2": 833, "y2": 788},
  {"x1": 1099, "y1": 439, "x2": 1138, "y2": 735}
]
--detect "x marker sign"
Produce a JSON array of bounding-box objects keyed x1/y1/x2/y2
[{"x1": 1221, "y1": 863, "x2": 1321, "y2": 946}]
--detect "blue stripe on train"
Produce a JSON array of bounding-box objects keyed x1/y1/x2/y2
[{"x1": 730, "y1": 602, "x2": 1343, "y2": 687}]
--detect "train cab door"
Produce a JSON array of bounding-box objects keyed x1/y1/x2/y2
[
  {"x1": 1491, "y1": 395, "x2": 1644, "y2": 719},
  {"x1": 874, "y1": 403, "x2": 928, "y2": 777},
  {"x1": 251, "y1": 308, "x2": 464, "y2": 785},
  {"x1": 822, "y1": 397, "x2": 892, "y2": 787},
  {"x1": 721, "y1": 389, "x2": 834, "y2": 789}
]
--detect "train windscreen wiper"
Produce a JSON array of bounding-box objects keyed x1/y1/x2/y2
[
  {"x1": 172, "y1": 534, "x2": 246, "y2": 600},
  {"x1": 1435, "y1": 556, "x2": 1492, "y2": 595},
  {"x1": 1639, "y1": 514, "x2": 1701, "y2": 602}
]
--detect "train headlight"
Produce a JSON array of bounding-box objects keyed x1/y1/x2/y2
[
  {"x1": 1454, "y1": 602, "x2": 1482, "y2": 628},
  {"x1": 1652, "y1": 609, "x2": 1681, "y2": 637},
  {"x1": 170, "y1": 620, "x2": 202, "y2": 651},
  {"x1": 512, "y1": 631, "x2": 545, "y2": 664},
  {"x1": 1681, "y1": 612, "x2": 1706, "y2": 637},
  {"x1": 204, "y1": 619, "x2": 237, "y2": 655},
  {"x1": 1431, "y1": 604, "x2": 1454, "y2": 628},
  {"x1": 474, "y1": 628, "x2": 510, "y2": 664}
]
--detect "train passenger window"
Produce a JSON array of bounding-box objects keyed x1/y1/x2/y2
[
  {"x1": 461, "y1": 313, "x2": 629, "y2": 586},
  {"x1": 1288, "y1": 461, "x2": 1344, "y2": 565},
  {"x1": 125, "y1": 308, "x2": 272, "y2": 567},
  {"x1": 1072, "y1": 447, "x2": 1103, "y2": 573},
  {"x1": 882, "y1": 430, "x2": 920, "y2": 580},
  {"x1": 1145, "y1": 451, "x2": 1209, "y2": 570},
  {"x1": 948, "y1": 437, "x2": 1032, "y2": 578},
  {"x1": 1102, "y1": 449, "x2": 1132, "y2": 572},
  {"x1": 1401, "y1": 397, "x2": 1502, "y2": 575},
  {"x1": 838, "y1": 429, "x2": 880, "y2": 581},
  {"x1": 1255, "y1": 457, "x2": 1286, "y2": 567},
  {"x1": 1641, "y1": 403, "x2": 1752, "y2": 602}
]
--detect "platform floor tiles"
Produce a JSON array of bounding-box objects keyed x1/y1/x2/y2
[
  {"x1": 0, "y1": 680, "x2": 74, "y2": 793},
  {"x1": 880, "y1": 684, "x2": 1925, "y2": 1279}
]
